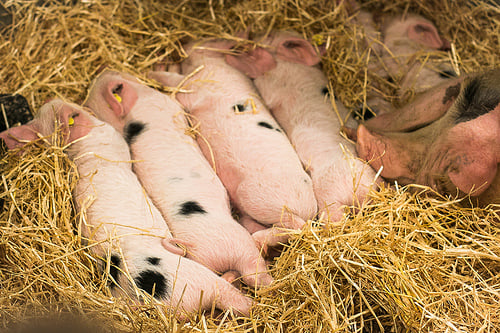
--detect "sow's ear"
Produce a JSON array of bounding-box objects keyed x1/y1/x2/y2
[
  {"x1": 407, "y1": 19, "x2": 450, "y2": 51},
  {"x1": 225, "y1": 47, "x2": 277, "y2": 79},
  {"x1": 447, "y1": 108, "x2": 500, "y2": 196},
  {"x1": 276, "y1": 37, "x2": 321, "y2": 66},
  {"x1": 102, "y1": 80, "x2": 138, "y2": 118},
  {"x1": 0, "y1": 123, "x2": 39, "y2": 149}
]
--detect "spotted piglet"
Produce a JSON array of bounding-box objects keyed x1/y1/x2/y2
[
  {"x1": 0, "y1": 99, "x2": 253, "y2": 317},
  {"x1": 84, "y1": 71, "x2": 272, "y2": 287},
  {"x1": 226, "y1": 32, "x2": 379, "y2": 220},
  {"x1": 148, "y1": 39, "x2": 318, "y2": 251}
]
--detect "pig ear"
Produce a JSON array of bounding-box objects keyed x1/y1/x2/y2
[
  {"x1": 0, "y1": 124, "x2": 39, "y2": 150},
  {"x1": 225, "y1": 47, "x2": 277, "y2": 79},
  {"x1": 407, "y1": 20, "x2": 446, "y2": 50},
  {"x1": 276, "y1": 37, "x2": 321, "y2": 66},
  {"x1": 103, "y1": 80, "x2": 138, "y2": 118},
  {"x1": 55, "y1": 104, "x2": 94, "y2": 143}
]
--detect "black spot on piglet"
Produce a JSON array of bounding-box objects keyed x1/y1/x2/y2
[
  {"x1": 134, "y1": 270, "x2": 168, "y2": 298},
  {"x1": 109, "y1": 254, "x2": 121, "y2": 288},
  {"x1": 258, "y1": 121, "x2": 274, "y2": 129},
  {"x1": 147, "y1": 257, "x2": 161, "y2": 266},
  {"x1": 321, "y1": 87, "x2": 329, "y2": 96},
  {"x1": 124, "y1": 121, "x2": 146, "y2": 144},
  {"x1": 179, "y1": 201, "x2": 207, "y2": 216}
]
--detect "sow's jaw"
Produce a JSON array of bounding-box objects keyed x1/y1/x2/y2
[{"x1": 355, "y1": 69, "x2": 500, "y2": 206}]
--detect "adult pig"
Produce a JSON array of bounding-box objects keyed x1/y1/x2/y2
[
  {"x1": 148, "y1": 39, "x2": 318, "y2": 250},
  {"x1": 84, "y1": 70, "x2": 272, "y2": 288},
  {"x1": 354, "y1": 69, "x2": 500, "y2": 207},
  {"x1": 0, "y1": 99, "x2": 253, "y2": 317},
  {"x1": 226, "y1": 31, "x2": 379, "y2": 220}
]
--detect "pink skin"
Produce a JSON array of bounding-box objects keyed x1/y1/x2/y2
[
  {"x1": 345, "y1": 1, "x2": 454, "y2": 114},
  {"x1": 226, "y1": 31, "x2": 380, "y2": 220},
  {"x1": 84, "y1": 70, "x2": 272, "y2": 287},
  {"x1": 363, "y1": 76, "x2": 465, "y2": 133},
  {"x1": 148, "y1": 38, "x2": 318, "y2": 251},
  {"x1": 381, "y1": 14, "x2": 454, "y2": 97},
  {"x1": 1, "y1": 99, "x2": 253, "y2": 317},
  {"x1": 353, "y1": 69, "x2": 500, "y2": 206}
]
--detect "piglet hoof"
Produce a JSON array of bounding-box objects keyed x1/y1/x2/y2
[
  {"x1": 251, "y1": 232, "x2": 269, "y2": 256},
  {"x1": 221, "y1": 271, "x2": 243, "y2": 289}
]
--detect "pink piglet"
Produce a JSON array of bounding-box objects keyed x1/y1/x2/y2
[
  {"x1": 148, "y1": 38, "x2": 318, "y2": 251},
  {"x1": 0, "y1": 99, "x2": 253, "y2": 317},
  {"x1": 84, "y1": 70, "x2": 272, "y2": 288},
  {"x1": 226, "y1": 32, "x2": 380, "y2": 221}
]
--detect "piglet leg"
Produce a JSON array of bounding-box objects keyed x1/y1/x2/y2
[
  {"x1": 221, "y1": 270, "x2": 243, "y2": 289},
  {"x1": 239, "y1": 215, "x2": 268, "y2": 234},
  {"x1": 214, "y1": 281, "x2": 254, "y2": 317},
  {"x1": 251, "y1": 213, "x2": 306, "y2": 251}
]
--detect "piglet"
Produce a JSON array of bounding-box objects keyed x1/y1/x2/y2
[
  {"x1": 226, "y1": 32, "x2": 379, "y2": 220},
  {"x1": 148, "y1": 39, "x2": 318, "y2": 250},
  {"x1": 346, "y1": 1, "x2": 455, "y2": 115},
  {"x1": 0, "y1": 99, "x2": 253, "y2": 317},
  {"x1": 380, "y1": 13, "x2": 455, "y2": 97},
  {"x1": 84, "y1": 71, "x2": 272, "y2": 287}
]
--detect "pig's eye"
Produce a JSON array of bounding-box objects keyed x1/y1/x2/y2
[
  {"x1": 414, "y1": 24, "x2": 433, "y2": 33},
  {"x1": 283, "y1": 41, "x2": 301, "y2": 49},
  {"x1": 439, "y1": 70, "x2": 457, "y2": 78}
]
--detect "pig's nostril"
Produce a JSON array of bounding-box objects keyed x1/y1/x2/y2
[
  {"x1": 112, "y1": 83, "x2": 124, "y2": 95},
  {"x1": 439, "y1": 70, "x2": 457, "y2": 78}
]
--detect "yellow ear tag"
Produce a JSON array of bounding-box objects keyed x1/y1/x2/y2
[
  {"x1": 113, "y1": 93, "x2": 122, "y2": 103},
  {"x1": 312, "y1": 34, "x2": 324, "y2": 46},
  {"x1": 68, "y1": 117, "x2": 75, "y2": 126}
]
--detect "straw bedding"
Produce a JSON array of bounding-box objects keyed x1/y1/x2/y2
[{"x1": 0, "y1": 0, "x2": 499, "y2": 332}]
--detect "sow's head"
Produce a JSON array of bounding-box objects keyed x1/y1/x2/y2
[{"x1": 355, "y1": 69, "x2": 500, "y2": 206}]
